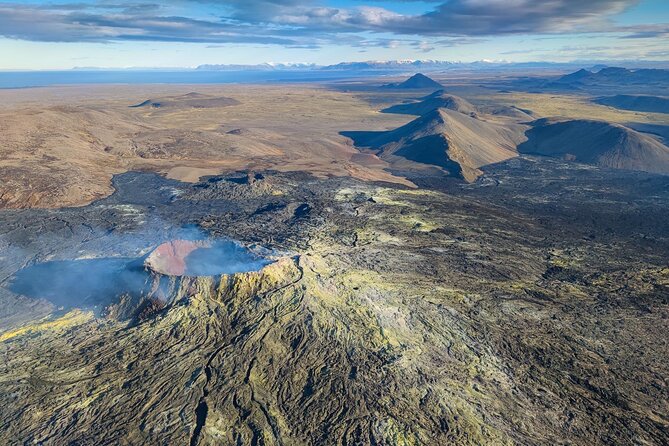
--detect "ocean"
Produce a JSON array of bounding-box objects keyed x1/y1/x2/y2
[{"x1": 0, "y1": 70, "x2": 390, "y2": 88}]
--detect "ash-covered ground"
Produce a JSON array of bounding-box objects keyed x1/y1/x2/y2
[{"x1": 0, "y1": 157, "x2": 668, "y2": 445}]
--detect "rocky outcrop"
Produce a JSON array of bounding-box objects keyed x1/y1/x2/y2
[{"x1": 130, "y1": 93, "x2": 240, "y2": 109}]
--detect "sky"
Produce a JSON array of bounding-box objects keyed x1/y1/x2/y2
[{"x1": 0, "y1": 0, "x2": 668, "y2": 69}]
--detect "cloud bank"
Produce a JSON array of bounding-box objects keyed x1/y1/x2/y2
[{"x1": 0, "y1": 0, "x2": 657, "y2": 48}]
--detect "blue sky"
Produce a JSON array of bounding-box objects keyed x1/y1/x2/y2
[{"x1": 1, "y1": 0, "x2": 668, "y2": 69}]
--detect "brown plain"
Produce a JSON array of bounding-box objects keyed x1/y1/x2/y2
[{"x1": 0, "y1": 84, "x2": 414, "y2": 208}]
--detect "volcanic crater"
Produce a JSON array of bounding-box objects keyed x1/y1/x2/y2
[
  {"x1": 10, "y1": 238, "x2": 279, "y2": 322},
  {"x1": 144, "y1": 239, "x2": 273, "y2": 277}
]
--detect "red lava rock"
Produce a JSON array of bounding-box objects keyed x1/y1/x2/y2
[{"x1": 145, "y1": 240, "x2": 210, "y2": 276}]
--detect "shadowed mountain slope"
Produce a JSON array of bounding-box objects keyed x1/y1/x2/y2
[
  {"x1": 344, "y1": 108, "x2": 527, "y2": 181},
  {"x1": 594, "y1": 95, "x2": 669, "y2": 114},
  {"x1": 518, "y1": 118, "x2": 669, "y2": 174}
]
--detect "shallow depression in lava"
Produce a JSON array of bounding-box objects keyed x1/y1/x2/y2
[{"x1": 144, "y1": 239, "x2": 272, "y2": 276}]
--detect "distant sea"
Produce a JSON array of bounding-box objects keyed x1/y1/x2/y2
[{"x1": 0, "y1": 70, "x2": 391, "y2": 89}]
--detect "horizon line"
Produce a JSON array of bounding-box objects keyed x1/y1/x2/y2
[{"x1": 2, "y1": 58, "x2": 669, "y2": 72}]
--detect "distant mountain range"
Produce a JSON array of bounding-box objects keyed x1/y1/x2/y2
[
  {"x1": 195, "y1": 60, "x2": 584, "y2": 72},
  {"x1": 196, "y1": 60, "x2": 458, "y2": 71},
  {"x1": 555, "y1": 67, "x2": 669, "y2": 86},
  {"x1": 196, "y1": 60, "x2": 669, "y2": 72},
  {"x1": 321, "y1": 60, "x2": 459, "y2": 71},
  {"x1": 195, "y1": 62, "x2": 318, "y2": 71}
]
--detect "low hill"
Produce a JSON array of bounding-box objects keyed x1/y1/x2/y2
[
  {"x1": 383, "y1": 73, "x2": 444, "y2": 90},
  {"x1": 382, "y1": 90, "x2": 533, "y2": 121},
  {"x1": 480, "y1": 105, "x2": 535, "y2": 121},
  {"x1": 518, "y1": 118, "x2": 669, "y2": 174},
  {"x1": 382, "y1": 90, "x2": 478, "y2": 116},
  {"x1": 130, "y1": 93, "x2": 240, "y2": 109},
  {"x1": 594, "y1": 95, "x2": 669, "y2": 114},
  {"x1": 346, "y1": 108, "x2": 526, "y2": 181}
]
